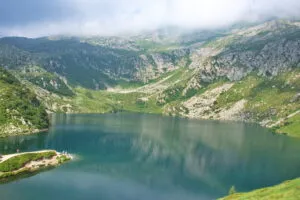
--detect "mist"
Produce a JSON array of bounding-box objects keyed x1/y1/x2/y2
[{"x1": 0, "y1": 0, "x2": 300, "y2": 37}]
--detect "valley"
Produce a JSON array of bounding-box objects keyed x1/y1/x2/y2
[
  {"x1": 0, "y1": 19, "x2": 299, "y2": 138},
  {"x1": 0, "y1": 17, "x2": 299, "y2": 200}
]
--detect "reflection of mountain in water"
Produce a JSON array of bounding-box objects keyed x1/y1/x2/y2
[
  {"x1": 128, "y1": 115, "x2": 300, "y2": 193},
  {"x1": 1, "y1": 113, "x2": 300, "y2": 198}
]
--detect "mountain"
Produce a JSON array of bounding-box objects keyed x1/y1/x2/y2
[
  {"x1": 0, "y1": 67, "x2": 49, "y2": 137},
  {"x1": 0, "y1": 19, "x2": 299, "y2": 137},
  {"x1": 0, "y1": 36, "x2": 191, "y2": 89}
]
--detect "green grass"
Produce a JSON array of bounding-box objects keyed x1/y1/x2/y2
[
  {"x1": 70, "y1": 68, "x2": 194, "y2": 114},
  {"x1": 219, "y1": 178, "x2": 300, "y2": 200},
  {"x1": 17, "y1": 66, "x2": 74, "y2": 96},
  {"x1": 215, "y1": 70, "x2": 300, "y2": 123},
  {"x1": 277, "y1": 114, "x2": 300, "y2": 137},
  {"x1": 73, "y1": 87, "x2": 162, "y2": 114},
  {"x1": 0, "y1": 151, "x2": 56, "y2": 172},
  {"x1": 214, "y1": 76, "x2": 261, "y2": 109},
  {"x1": 0, "y1": 67, "x2": 49, "y2": 137},
  {"x1": 17, "y1": 64, "x2": 299, "y2": 139}
]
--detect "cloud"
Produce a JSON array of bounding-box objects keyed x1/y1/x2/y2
[{"x1": 0, "y1": 0, "x2": 300, "y2": 37}]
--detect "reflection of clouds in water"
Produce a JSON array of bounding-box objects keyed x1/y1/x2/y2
[
  {"x1": 2, "y1": 113, "x2": 300, "y2": 198},
  {"x1": 39, "y1": 171, "x2": 209, "y2": 200},
  {"x1": 128, "y1": 115, "x2": 300, "y2": 191},
  {"x1": 130, "y1": 135, "x2": 229, "y2": 191}
]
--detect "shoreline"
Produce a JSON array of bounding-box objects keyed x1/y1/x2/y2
[
  {"x1": 50, "y1": 112, "x2": 299, "y2": 138},
  {"x1": 1, "y1": 112, "x2": 298, "y2": 139},
  {"x1": 0, "y1": 150, "x2": 72, "y2": 182},
  {"x1": 219, "y1": 178, "x2": 300, "y2": 199},
  {"x1": 0, "y1": 128, "x2": 49, "y2": 138}
]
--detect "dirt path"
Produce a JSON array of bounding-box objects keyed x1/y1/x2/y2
[
  {"x1": 107, "y1": 73, "x2": 176, "y2": 94},
  {"x1": 0, "y1": 150, "x2": 57, "y2": 163}
]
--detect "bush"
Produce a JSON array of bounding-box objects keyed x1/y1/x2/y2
[{"x1": 229, "y1": 185, "x2": 237, "y2": 195}]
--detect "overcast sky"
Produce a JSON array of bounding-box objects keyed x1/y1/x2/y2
[{"x1": 0, "y1": 0, "x2": 299, "y2": 37}]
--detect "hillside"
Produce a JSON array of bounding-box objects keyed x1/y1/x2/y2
[
  {"x1": 0, "y1": 67, "x2": 49, "y2": 137},
  {"x1": 0, "y1": 19, "x2": 299, "y2": 137},
  {"x1": 0, "y1": 36, "x2": 191, "y2": 89},
  {"x1": 220, "y1": 178, "x2": 300, "y2": 200}
]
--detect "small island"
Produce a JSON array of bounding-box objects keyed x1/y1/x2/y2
[{"x1": 0, "y1": 150, "x2": 72, "y2": 182}]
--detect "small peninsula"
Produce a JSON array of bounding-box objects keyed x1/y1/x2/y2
[{"x1": 0, "y1": 150, "x2": 72, "y2": 182}]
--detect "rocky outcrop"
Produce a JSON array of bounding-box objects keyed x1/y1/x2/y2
[
  {"x1": 190, "y1": 20, "x2": 300, "y2": 82},
  {"x1": 180, "y1": 83, "x2": 236, "y2": 119}
]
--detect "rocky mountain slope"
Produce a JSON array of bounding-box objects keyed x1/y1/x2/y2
[
  {"x1": 0, "y1": 67, "x2": 49, "y2": 137},
  {"x1": 161, "y1": 20, "x2": 300, "y2": 135},
  {"x1": 0, "y1": 19, "x2": 299, "y2": 137},
  {"x1": 0, "y1": 36, "x2": 191, "y2": 89}
]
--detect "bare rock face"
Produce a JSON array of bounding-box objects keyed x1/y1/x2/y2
[
  {"x1": 180, "y1": 83, "x2": 234, "y2": 119},
  {"x1": 290, "y1": 93, "x2": 300, "y2": 103},
  {"x1": 189, "y1": 20, "x2": 300, "y2": 83}
]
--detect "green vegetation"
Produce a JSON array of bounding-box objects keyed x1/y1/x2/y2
[
  {"x1": 74, "y1": 87, "x2": 162, "y2": 114},
  {"x1": 214, "y1": 70, "x2": 300, "y2": 136},
  {"x1": 135, "y1": 39, "x2": 180, "y2": 52},
  {"x1": 56, "y1": 154, "x2": 71, "y2": 164},
  {"x1": 115, "y1": 79, "x2": 145, "y2": 89},
  {"x1": 17, "y1": 66, "x2": 74, "y2": 96},
  {"x1": 0, "y1": 20, "x2": 299, "y2": 140},
  {"x1": 214, "y1": 76, "x2": 260, "y2": 109},
  {"x1": 220, "y1": 178, "x2": 300, "y2": 200},
  {"x1": 0, "y1": 37, "x2": 189, "y2": 90},
  {"x1": 277, "y1": 114, "x2": 300, "y2": 137},
  {"x1": 0, "y1": 151, "x2": 56, "y2": 172},
  {"x1": 229, "y1": 186, "x2": 237, "y2": 195},
  {"x1": 0, "y1": 151, "x2": 71, "y2": 182},
  {"x1": 0, "y1": 67, "x2": 49, "y2": 137}
]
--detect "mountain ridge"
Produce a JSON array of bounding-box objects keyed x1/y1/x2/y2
[{"x1": 0, "y1": 19, "x2": 299, "y2": 137}]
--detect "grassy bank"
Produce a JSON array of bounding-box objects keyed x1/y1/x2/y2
[{"x1": 219, "y1": 178, "x2": 300, "y2": 200}]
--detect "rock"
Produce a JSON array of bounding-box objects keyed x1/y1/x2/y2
[{"x1": 290, "y1": 93, "x2": 300, "y2": 103}]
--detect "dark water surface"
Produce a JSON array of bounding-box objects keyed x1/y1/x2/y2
[{"x1": 0, "y1": 113, "x2": 300, "y2": 200}]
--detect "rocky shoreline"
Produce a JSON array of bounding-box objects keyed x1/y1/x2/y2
[{"x1": 0, "y1": 150, "x2": 72, "y2": 182}]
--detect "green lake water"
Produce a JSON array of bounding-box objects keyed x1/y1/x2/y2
[{"x1": 0, "y1": 113, "x2": 300, "y2": 200}]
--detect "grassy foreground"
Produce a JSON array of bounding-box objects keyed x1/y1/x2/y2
[{"x1": 220, "y1": 178, "x2": 300, "y2": 200}]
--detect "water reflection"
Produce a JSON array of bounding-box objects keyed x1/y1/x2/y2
[{"x1": 1, "y1": 113, "x2": 300, "y2": 200}]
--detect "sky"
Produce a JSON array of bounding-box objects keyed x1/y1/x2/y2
[{"x1": 0, "y1": 0, "x2": 299, "y2": 37}]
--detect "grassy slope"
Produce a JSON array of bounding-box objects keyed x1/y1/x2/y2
[
  {"x1": 30, "y1": 68, "x2": 192, "y2": 114},
  {"x1": 0, "y1": 67, "x2": 49, "y2": 137},
  {"x1": 277, "y1": 114, "x2": 300, "y2": 137},
  {"x1": 214, "y1": 69, "x2": 300, "y2": 137},
  {"x1": 28, "y1": 67, "x2": 300, "y2": 137},
  {"x1": 73, "y1": 87, "x2": 162, "y2": 114},
  {"x1": 16, "y1": 66, "x2": 74, "y2": 96},
  {"x1": 220, "y1": 178, "x2": 300, "y2": 200}
]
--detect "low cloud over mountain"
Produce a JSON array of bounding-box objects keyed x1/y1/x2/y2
[{"x1": 1, "y1": 0, "x2": 300, "y2": 37}]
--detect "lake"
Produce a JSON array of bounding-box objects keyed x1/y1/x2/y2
[{"x1": 0, "y1": 113, "x2": 300, "y2": 200}]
